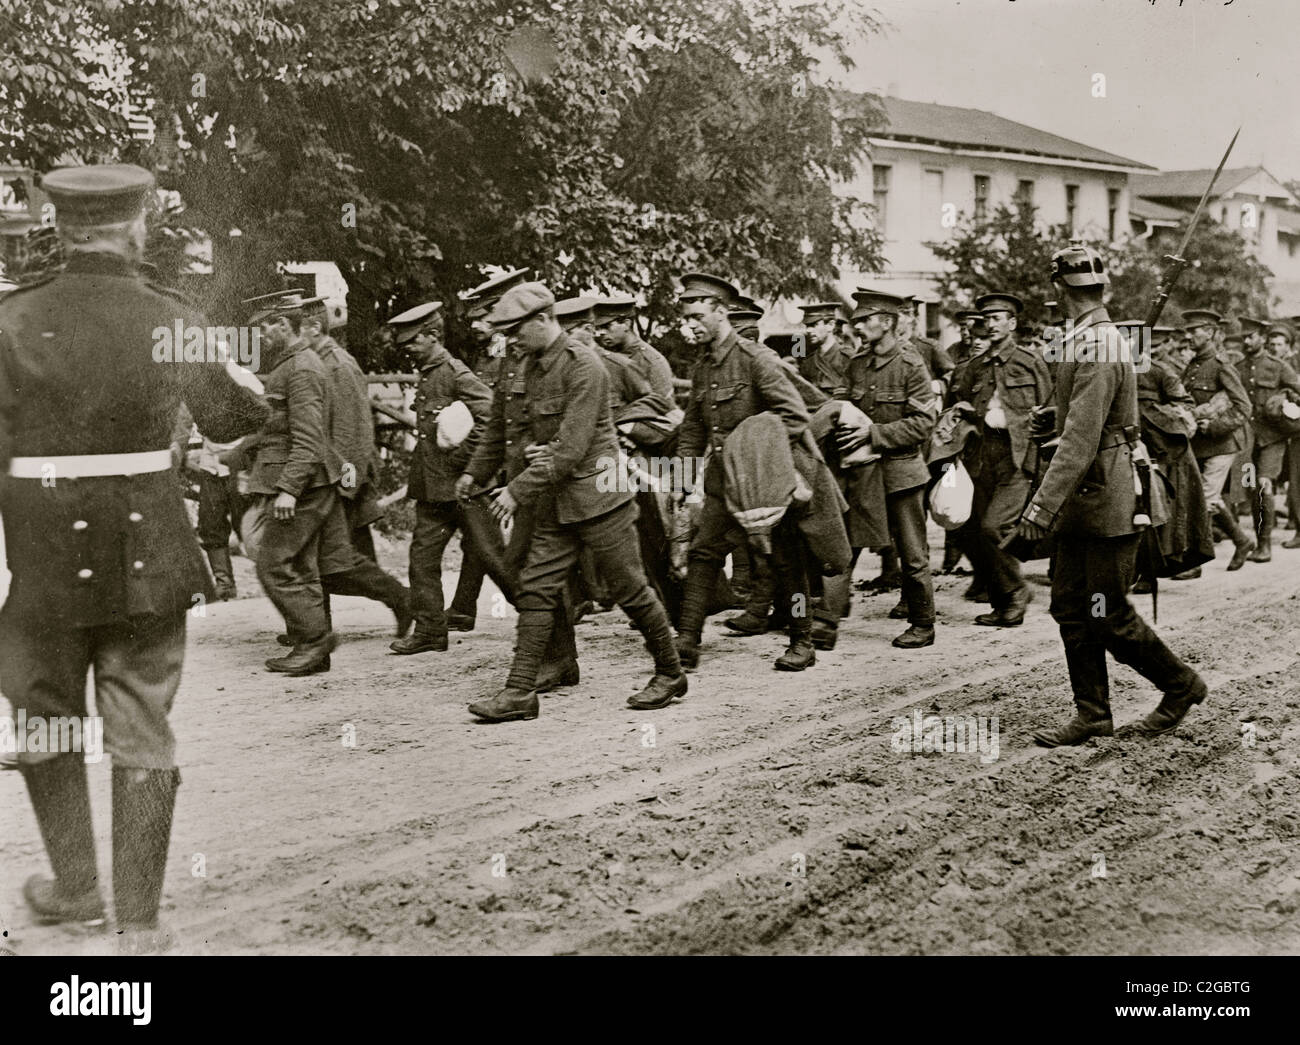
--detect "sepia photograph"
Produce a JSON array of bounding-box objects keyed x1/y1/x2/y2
[{"x1": 0, "y1": 0, "x2": 1294, "y2": 1009}]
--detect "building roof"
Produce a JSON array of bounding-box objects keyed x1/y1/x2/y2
[
  {"x1": 857, "y1": 96, "x2": 1155, "y2": 171},
  {"x1": 1128, "y1": 196, "x2": 1187, "y2": 225},
  {"x1": 1131, "y1": 166, "x2": 1292, "y2": 202}
]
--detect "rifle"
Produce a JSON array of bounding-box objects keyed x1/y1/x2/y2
[{"x1": 1144, "y1": 127, "x2": 1241, "y2": 329}]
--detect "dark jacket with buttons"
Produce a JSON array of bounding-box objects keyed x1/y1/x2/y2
[
  {"x1": 950, "y1": 335, "x2": 1053, "y2": 475},
  {"x1": 247, "y1": 344, "x2": 336, "y2": 498},
  {"x1": 0, "y1": 252, "x2": 268, "y2": 626},
  {"x1": 1234, "y1": 350, "x2": 1300, "y2": 448},
  {"x1": 846, "y1": 333, "x2": 938, "y2": 494},
  {"x1": 678, "y1": 330, "x2": 810, "y2": 497},
  {"x1": 1182, "y1": 350, "x2": 1251, "y2": 457},
  {"x1": 796, "y1": 336, "x2": 853, "y2": 398},
  {"x1": 466, "y1": 333, "x2": 631, "y2": 524},
  {"x1": 408, "y1": 345, "x2": 494, "y2": 503}
]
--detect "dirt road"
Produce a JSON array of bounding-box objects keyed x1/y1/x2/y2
[{"x1": 3, "y1": 531, "x2": 1299, "y2": 955}]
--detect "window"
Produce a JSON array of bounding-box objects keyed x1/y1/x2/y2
[
  {"x1": 974, "y1": 174, "x2": 990, "y2": 221},
  {"x1": 1107, "y1": 188, "x2": 1120, "y2": 242},
  {"x1": 872, "y1": 164, "x2": 891, "y2": 235},
  {"x1": 1065, "y1": 184, "x2": 1079, "y2": 234},
  {"x1": 1015, "y1": 179, "x2": 1035, "y2": 208},
  {"x1": 923, "y1": 169, "x2": 944, "y2": 233}
]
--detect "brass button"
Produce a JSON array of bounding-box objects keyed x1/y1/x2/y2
[
  {"x1": 72, "y1": 519, "x2": 88, "y2": 531},
  {"x1": 77, "y1": 568, "x2": 93, "y2": 579}
]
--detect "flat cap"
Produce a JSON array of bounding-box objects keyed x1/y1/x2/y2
[
  {"x1": 800, "y1": 301, "x2": 845, "y2": 323},
  {"x1": 43, "y1": 163, "x2": 154, "y2": 226},
  {"x1": 554, "y1": 296, "x2": 597, "y2": 328},
  {"x1": 851, "y1": 288, "x2": 906, "y2": 320},
  {"x1": 487, "y1": 281, "x2": 555, "y2": 329},
  {"x1": 677, "y1": 272, "x2": 739, "y2": 305},
  {"x1": 1181, "y1": 309, "x2": 1222, "y2": 328},
  {"x1": 593, "y1": 295, "x2": 637, "y2": 325},
  {"x1": 975, "y1": 292, "x2": 1024, "y2": 315},
  {"x1": 387, "y1": 300, "x2": 444, "y2": 345},
  {"x1": 1049, "y1": 244, "x2": 1107, "y2": 287}
]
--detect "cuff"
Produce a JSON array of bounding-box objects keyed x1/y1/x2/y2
[{"x1": 1023, "y1": 500, "x2": 1058, "y2": 528}]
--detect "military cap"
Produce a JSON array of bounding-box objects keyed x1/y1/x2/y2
[
  {"x1": 387, "y1": 300, "x2": 444, "y2": 345},
  {"x1": 487, "y1": 281, "x2": 556, "y2": 330},
  {"x1": 42, "y1": 163, "x2": 155, "y2": 227},
  {"x1": 593, "y1": 295, "x2": 638, "y2": 325},
  {"x1": 1181, "y1": 309, "x2": 1222, "y2": 329},
  {"x1": 800, "y1": 301, "x2": 845, "y2": 323},
  {"x1": 554, "y1": 296, "x2": 597, "y2": 328},
  {"x1": 1153, "y1": 325, "x2": 1179, "y2": 336},
  {"x1": 242, "y1": 288, "x2": 305, "y2": 325},
  {"x1": 1223, "y1": 332, "x2": 1244, "y2": 347},
  {"x1": 1049, "y1": 243, "x2": 1107, "y2": 287},
  {"x1": 463, "y1": 267, "x2": 531, "y2": 319},
  {"x1": 274, "y1": 292, "x2": 329, "y2": 318},
  {"x1": 953, "y1": 308, "x2": 980, "y2": 323},
  {"x1": 677, "y1": 272, "x2": 739, "y2": 305},
  {"x1": 975, "y1": 292, "x2": 1024, "y2": 315},
  {"x1": 729, "y1": 294, "x2": 764, "y2": 324},
  {"x1": 1237, "y1": 316, "x2": 1270, "y2": 333},
  {"x1": 1267, "y1": 324, "x2": 1294, "y2": 343},
  {"x1": 851, "y1": 288, "x2": 906, "y2": 320},
  {"x1": 969, "y1": 316, "x2": 991, "y2": 337}
]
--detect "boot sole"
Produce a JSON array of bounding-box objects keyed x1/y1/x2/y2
[
  {"x1": 468, "y1": 708, "x2": 538, "y2": 722},
  {"x1": 389, "y1": 642, "x2": 448, "y2": 655}
]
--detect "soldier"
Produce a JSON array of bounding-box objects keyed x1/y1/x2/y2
[
  {"x1": 193, "y1": 426, "x2": 243, "y2": 600},
  {"x1": 388, "y1": 301, "x2": 497, "y2": 654},
  {"x1": 941, "y1": 314, "x2": 993, "y2": 581},
  {"x1": 1234, "y1": 316, "x2": 1300, "y2": 562},
  {"x1": 592, "y1": 295, "x2": 677, "y2": 408},
  {"x1": 1271, "y1": 324, "x2": 1300, "y2": 549},
  {"x1": 458, "y1": 283, "x2": 685, "y2": 719},
  {"x1": 1015, "y1": 245, "x2": 1206, "y2": 745},
  {"x1": 795, "y1": 301, "x2": 852, "y2": 398},
  {"x1": 1174, "y1": 308, "x2": 1254, "y2": 577},
  {"x1": 945, "y1": 308, "x2": 980, "y2": 363},
  {"x1": 728, "y1": 295, "x2": 763, "y2": 342},
  {"x1": 949, "y1": 292, "x2": 1053, "y2": 625},
  {"x1": 840, "y1": 290, "x2": 939, "y2": 648},
  {"x1": 902, "y1": 295, "x2": 954, "y2": 393},
  {"x1": 0, "y1": 164, "x2": 268, "y2": 942}
]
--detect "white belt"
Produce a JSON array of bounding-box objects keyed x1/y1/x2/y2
[{"x1": 8, "y1": 450, "x2": 173, "y2": 479}]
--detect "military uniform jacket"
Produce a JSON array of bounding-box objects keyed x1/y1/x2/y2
[
  {"x1": 1137, "y1": 357, "x2": 1196, "y2": 461},
  {"x1": 623, "y1": 337, "x2": 676, "y2": 405},
  {"x1": 1024, "y1": 309, "x2": 1140, "y2": 537},
  {"x1": 313, "y1": 335, "x2": 379, "y2": 498},
  {"x1": 247, "y1": 345, "x2": 337, "y2": 498},
  {"x1": 467, "y1": 333, "x2": 631, "y2": 524},
  {"x1": 846, "y1": 334, "x2": 938, "y2": 494},
  {"x1": 409, "y1": 345, "x2": 493, "y2": 503},
  {"x1": 600, "y1": 347, "x2": 663, "y2": 422},
  {"x1": 1234, "y1": 350, "x2": 1300, "y2": 448},
  {"x1": 796, "y1": 337, "x2": 852, "y2": 398},
  {"x1": 910, "y1": 335, "x2": 953, "y2": 383},
  {"x1": 1181, "y1": 351, "x2": 1251, "y2": 457},
  {"x1": 0, "y1": 252, "x2": 268, "y2": 626},
  {"x1": 679, "y1": 330, "x2": 810, "y2": 497},
  {"x1": 950, "y1": 336, "x2": 1052, "y2": 475}
]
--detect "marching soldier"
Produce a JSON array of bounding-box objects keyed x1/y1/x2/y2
[
  {"x1": 840, "y1": 290, "x2": 939, "y2": 648},
  {"x1": 1015, "y1": 245, "x2": 1206, "y2": 745},
  {"x1": 0, "y1": 164, "x2": 268, "y2": 943},
  {"x1": 458, "y1": 283, "x2": 685, "y2": 719},
  {"x1": 1175, "y1": 308, "x2": 1255, "y2": 576},
  {"x1": 949, "y1": 291, "x2": 1053, "y2": 626},
  {"x1": 672, "y1": 273, "x2": 812, "y2": 671},
  {"x1": 387, "y1": 301, "x2": 498, "y2": 654},
  {"x1": 795, "y1": 301, "x2": 853, "y2": 398},
  {"x1": 728, "y1": 295, "x2": 763, "y2": 342},
  {"x1": 1233, "y1": 316, "x2": 1300, "y2": 563},
  {"x1": 1270, "y1": 324, "x2": 1300, "y2": 549},
  {"x1": 592, "y1": 295, "x2": 677, "y2": 407}
]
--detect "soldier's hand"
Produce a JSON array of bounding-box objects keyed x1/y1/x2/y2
[
  {"x1": 523, "y1": 442, "x2": 550, "y2": 464},
  {"x1": 1014, "y1": 515, "x2": 1050, "y2": 543},
  {"x1": 1029, "y1": 405, "x2": 1056, "y2": 441},
  {"x1": 454, "y1": 473, "x2": 476, "y2": 500},
  {"x1": 272, "y1": 491, "x2": 298, "y2": 520},
  {"x1": 1196, "y1": 417, "x2": 1211, "y2": 433},
  {"x1": 490, "y1": 486, "x2": 518, "y2": 524}
]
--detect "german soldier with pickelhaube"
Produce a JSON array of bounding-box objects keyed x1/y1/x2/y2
[
  {"x1": 949, "y1": 290, "x2": 1053, "y2": 626},
  {"x1": 1013, "y1": 244, "x2": 1207, "y2": 746},
  {"x1": 0, "y1": 163, "x2": 268, "y2": 946}
]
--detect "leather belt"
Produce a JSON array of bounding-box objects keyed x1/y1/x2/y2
[{"x1": 7, "y1": 449, "x2": 173, "y2": 479}]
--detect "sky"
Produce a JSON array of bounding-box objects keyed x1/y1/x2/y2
[{"x1": 838, "y1": 0, "x2": 1299, "y2": 180}]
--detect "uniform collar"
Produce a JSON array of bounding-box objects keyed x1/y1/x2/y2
[
  {"x1": 65, "y1": 251, "x2": 137, "y2": 277},
  {"x1": 418, "y1": 344, "x2": 452, "y2": 371},
  {"x1": 534, "y1": 332, "x2": 569, "y2": 373},
  {"x1": 709, "y1": 329, "x2": 739, "y2": 366},
  {"x1": 989, "y1": 333, "x2": 1020, "y2": 364},
  {"x1": 870, "y1": 332, "x2": 901, "y2": 368}
]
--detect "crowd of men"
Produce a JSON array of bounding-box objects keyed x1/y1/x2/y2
[{"x1": 4, "y1": 161, "x2": 1299, "y2": 942}]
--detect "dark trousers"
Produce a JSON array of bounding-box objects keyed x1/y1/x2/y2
[
  {"x1": 1050, "y1": 532, "x2": 1197, "y2": 718},
  {"x1": 678, "y1": 492, "x2": 749, "y2": 638},
  {"x1": 255, "y1": 486, "x2": 338, "y2": 642},
  {"x1": 886, "y1": 486, "x2": 935, "y2": 626},
  {"x1": 197, "y1": 472, "x2": 242, "y2": 551},
  {"x1": 507, "y1": 500, "x2": 677, "y2": 689},
  {"x1": 970, "y1": 433, "x2": 1030, "y2": 611},
  {"x1": 409, "y1": 500, "x2": 520, "y2": 637},
  {"x1": 449, "y1": 539, "x2": 489, "y2": 619}
]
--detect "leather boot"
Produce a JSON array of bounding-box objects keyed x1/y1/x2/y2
[
  {"x1": 940, "y1": 542, "x2": 963, "y2": 574},
  {"x1": 1121, "y1": 674, "x2": 1208, "y2": 737},
  {"x1": 1034, "y1": 692, "x2": 1114, "y2": 747},
  {"x1": 675, "y1": 632, "x2": 701, "y2": 671},
  {"x1": 389, "y1": 631, "x2": 448, "y2": 655},
  {"x1": 775, "y1": 618, "x2": 816, "y2": 671},
  {"x1": 112, "y1": 766, "x2": 180, "y2": 930},
  {"x1": 888, "y1": 599, "x2": 909, "y2": 620},
  {"x1": 206, "y1": 547, "x2": 237, "y2": 601},
  {"x1": 975, "y1": 587, "x2": 1031, "y2": 627},
  {"x1": 536, "y1": 658, "x2": 580, "y2": 692},
  {"x1": 1217, "y1": 504, "x2": 1255, "y2": 570},
  {"x1": 468, "y1": 687, "x2": 539, "y2": 723},
  {"x1": 446, "y1": 612, "x2": 476, "y2": 632},
  {"x1": 1248, "y1": 484, "x2": 1273, "y2": 562},
  {"x1": 892, "y1": 624, "x2": 935, "y2": 649},
  {"x1": 266, "y1": 632, "x2": 337, "y2": 675},
  {"x1": 1170, "y1": 566, "x2": 1202, "y2": 580},
  {"x1": 628, "y1": 672, "x2": 688, "y2": 710},
  {"x1": 962, "y1": 581, "x2": 988, "y2": 602},
  {"x1": 1283, "y1": 532, "x2": 1300, "y2": 549},
  {"x1": 724, "y1": 609, "x2": 769, "y2": 635},
  {"x1": 866, "y1": 548, "x2": 901, "y2": 592},
  {"x1": 19, "y1": 755, "x2": 105, "y2": 925},
  {"x1": 811, "y1": 614, "x2": 838, "y2": 650}
]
